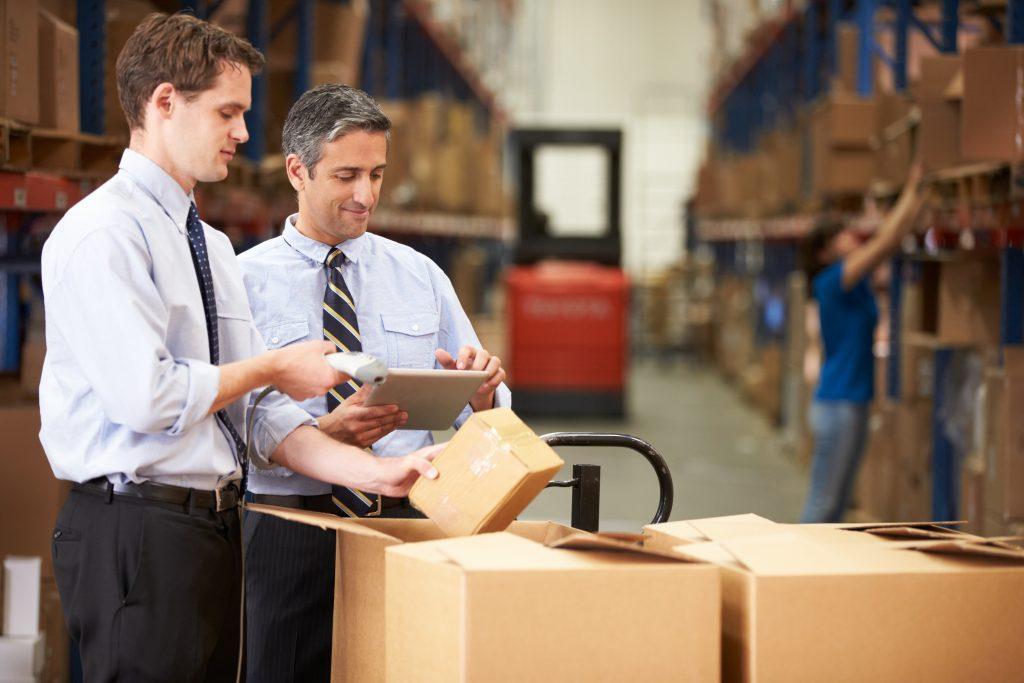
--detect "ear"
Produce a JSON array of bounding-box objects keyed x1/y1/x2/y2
[
  {"x1": 284, "y1": 153, "x2": 306, "y2": 192},
  {"x1": 149, "y1": 82, "x2": 176, "y2": 121}
]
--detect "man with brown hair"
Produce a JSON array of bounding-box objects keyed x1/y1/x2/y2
[{"x1": 39, "y1": 13, "x2": 439, "y2": 681}]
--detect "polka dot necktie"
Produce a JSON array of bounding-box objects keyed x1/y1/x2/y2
[
  {"x1": 322, "y1": 247, "x2": 378, "y2": 517},
  {"x1": 185, "y1": 202, "x2": 248, "y2": 482}
]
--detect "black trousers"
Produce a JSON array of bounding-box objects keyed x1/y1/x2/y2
[
  {"x1": 52, "y1": 489, "x2": 243, "y2": 682},
  {"x1": 243, "y1": 501, "x2": 423, "y2": 683}
]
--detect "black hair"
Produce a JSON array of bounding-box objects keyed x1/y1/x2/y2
[{"x1": 800, "y1": 216, "x2": 846, "y2": 283}]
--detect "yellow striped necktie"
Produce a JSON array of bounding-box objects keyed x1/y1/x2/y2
[{"x1": 322, "y1": 247, "x2": 377, "y2": 517}]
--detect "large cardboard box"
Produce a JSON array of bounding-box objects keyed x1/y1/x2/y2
[
  {"x1": 961, "y1": 45, "x2": 1024, "y2": 162},
  {"x1": 0, "y1": 402, "x2": 70, "y2": 579},
  {"x1": 645, "y1": 514, "x2": 1024, "y2": 682},
  {"x1": 916, "y1": 55, "x2": 962, "y2": 171},
  {"x1": 38, "y1": 9, "x2": 78, "y2": 132},
  {"x1": 812, "y1": 92, "x2": 879, "y2": 149},
  {"x1": 809, "y1": 93, "x2": 879, "y2": 195},
  {"x1": 244, "y1": 507, "x2": 559, "y2": 683},
  {"x1": 409, "y1": 408, "x2": 563, "y2": 536},
  {"x1": 0, "y1": 0, "x2": 39, "y2": 124},
  {"x1": 386, "y1": 530, "x2": 720, "y2": 682}
]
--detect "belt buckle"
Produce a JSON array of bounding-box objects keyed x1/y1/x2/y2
[
  {"x1": 365, "y1": 494, "x2": 383, "y2": 518},
  {"x1": 215, "y1": 484, "x2": 237, "y2": 512}
]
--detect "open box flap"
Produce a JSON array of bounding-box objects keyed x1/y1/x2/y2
[
  {"x1": 887, "y1": 538, "x2": 1024, "y2": 563},
  {"x1": 244, "y1": 503, "x2": 379, "y2": 534},
  {"x1": 545, "y1": 530, "x2": 704, "y2": 563}
]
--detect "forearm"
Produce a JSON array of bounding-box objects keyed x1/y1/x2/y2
[
  {"x1": 209, "y1": 352, "x2": 278, "y2": 415},
  {"x1": 269, "y1": 424, "x2": 382, "y2": 491}
]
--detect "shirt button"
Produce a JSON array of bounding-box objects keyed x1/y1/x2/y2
[
  {"x1": 270, "y1": 337, "x2": 279, "y2": 344},
  {"x1": 412, "y1": 324, "x2": 420, "y2": 332}
]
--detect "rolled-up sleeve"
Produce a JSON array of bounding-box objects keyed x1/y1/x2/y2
[{"x1": 48, "y1": 226, "x2": 220, "y2": 435}]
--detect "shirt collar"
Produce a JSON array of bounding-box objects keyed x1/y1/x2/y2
[
  {"x1": 118, "y1": 149, "x2": 194, "y2": 234},
  {"x1": 281, "y1": 214, "x2": 368, "y2": 265}
]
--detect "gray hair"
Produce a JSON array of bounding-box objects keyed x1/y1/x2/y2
[{"x1": 282, "y1": 84, "x2": 391, "y2": 178}]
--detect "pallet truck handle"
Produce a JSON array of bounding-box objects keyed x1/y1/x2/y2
[{"x1": 540, "y1": 432, "x2": 674, "y2": 525}]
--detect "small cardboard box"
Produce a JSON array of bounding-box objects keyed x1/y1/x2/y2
[
  {"x1": 244, "y1": 506, "x2": 560, "y2": 683},
  {"x1": 38, "y1": 9, "x2": 78, "y2": 132},
  {"x1": 916, "y1": 55, "x2": 962, "y2": 171},
  {"x1": 962, "y1": 46, "x2": 1024, "y2": 162},
  {"x1": 0, "y1": 0, "x2": 39, "y2": 125},
  {"x1": 646, "y1": 514, "x2": 1024, "y2": 683},
  {"x1": 386, "y1": 530, "x2": 720, "y2": 682},
  {"x1": 409, "y1": 408, "x2": 564, "y2": 536}
]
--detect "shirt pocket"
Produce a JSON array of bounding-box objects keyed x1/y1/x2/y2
[
  {"x1": 215, "y1": 306, "x2": 255, "y2": 362},
  {"x1": 381, "y1": 311, "x2": 440, "y2": 369},
  {"x1": 261, "y1": 319, "x2": 309, "y2": 349}
]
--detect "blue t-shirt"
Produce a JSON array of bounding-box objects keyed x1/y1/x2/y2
[{"x1": 813, "y1": 262, "x2": 878, "y2": 403}]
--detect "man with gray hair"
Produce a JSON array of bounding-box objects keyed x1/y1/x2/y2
[{"x1": 239, "y1": 84, "x2": 509, "y2": 680}]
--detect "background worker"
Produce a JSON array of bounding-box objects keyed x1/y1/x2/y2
[{"x1": 799, "y1": 163, "x2": 929, "y2": 523}]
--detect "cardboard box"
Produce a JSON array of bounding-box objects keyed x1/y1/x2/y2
[
  {"x1": 646, "y1": 514, "x2": 1024, "y2": 682},
  {"x1": 38, "y1": 9, "x2": 78, "y2": 132},
  {"x1": 244, "y1": 507, "x2": 562, "y2": 683},
  {"x1": 386, "y1": 530, "x2": 720, "y2": 682},
  {"x1": 962, "y1": 46, "x2": 1024, "y2": 162},
  {"x1": 917, "y1": 55, "x2": 962, "y2": 171},
  {"x1": 812, "y1": 92, "x2": 878, "y2": 149},
  {"x1": 2, "y1": 557, "x2": 39, "y2": 637},
  {"x1": 0, "y1": 0, "x2": 39, "y2": 124},
  {"x1": 0, "y1": 404, "x2": 71, "y2": 579},
  {"x1": 409, "y1": 409, "x2": 563, "y2": 536}
]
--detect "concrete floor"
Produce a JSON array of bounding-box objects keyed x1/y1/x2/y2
[{"x1": 510, "y1": 359, "x2": 810, "y2": 531}]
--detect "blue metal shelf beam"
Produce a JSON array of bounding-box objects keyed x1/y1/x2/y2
[
  {"x1": 78, "y1": 0, "x2": 106, "y2": 135},
  {"x1": 244, "y1": 0, "x2": 268, "y2": 162}
]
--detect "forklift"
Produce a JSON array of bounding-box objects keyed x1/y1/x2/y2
[{"x1": 506, "y1": 128, "x2": 630, "y2": 418}]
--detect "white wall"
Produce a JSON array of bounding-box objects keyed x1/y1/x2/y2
[{"x1": 506, "y1": 0, "x2": 714, "y2": 274}]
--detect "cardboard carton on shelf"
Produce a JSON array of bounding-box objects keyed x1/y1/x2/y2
[
  {"x1": 0, "y1": 0, "x2": 39, "y2": 125},
  {"x1": 645, "y1": 514, "x2": 1024, "y2": 683},
  {"x1": 961, "y1": 46, "x2": 1024, "y2": 162},
  {"x1": 409, "y1": 408, "x2": 564, "y2": 537},
  {"x1": 386, "y1": 529, "x2": 720, "y2": 682},
  {"x1": 38, "y1": 9, "x2": 78, "y2": 133},
  {"x1": 916, "y1": 55, "x2": 962, "y2": 171}
]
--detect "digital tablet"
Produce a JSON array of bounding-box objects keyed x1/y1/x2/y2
[{"x1": 364, "y1": 369, "x2": 489, "y2": 430}]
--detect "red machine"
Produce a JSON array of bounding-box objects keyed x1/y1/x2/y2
[
  {"x1": 506, "y1": 261, "x2": 629, "y2": 416},
  {"x1": 505, "y1": 127, "x2": 627, "y2": 416}
]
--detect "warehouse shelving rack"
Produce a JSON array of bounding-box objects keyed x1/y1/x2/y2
[{"x1": 696, "y1": 0, "x2": 1024, "y2": 521}]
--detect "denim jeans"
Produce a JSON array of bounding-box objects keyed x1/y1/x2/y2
[{"x1": 800, "y1": 400, "x2": 871, "y2": 523}]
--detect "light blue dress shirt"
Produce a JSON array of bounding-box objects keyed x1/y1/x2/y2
[
  {"x1": 39, "y1": 150, "x2": 313, "y2": 490},
  {"x1": 239, "y1": 215, "x2": 511, "y2": 496}
]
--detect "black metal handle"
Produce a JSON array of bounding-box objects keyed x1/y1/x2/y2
[{"x1": 540, "y1": 432, "x2": 673, "y2": 525}]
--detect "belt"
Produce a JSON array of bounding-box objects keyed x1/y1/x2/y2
[
  {"x1": 74, "y1": 478, "x2": 241, "y2": 512},
  {"x1": 247, "y1": 492, "x2": 411, "y2": 517}
]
